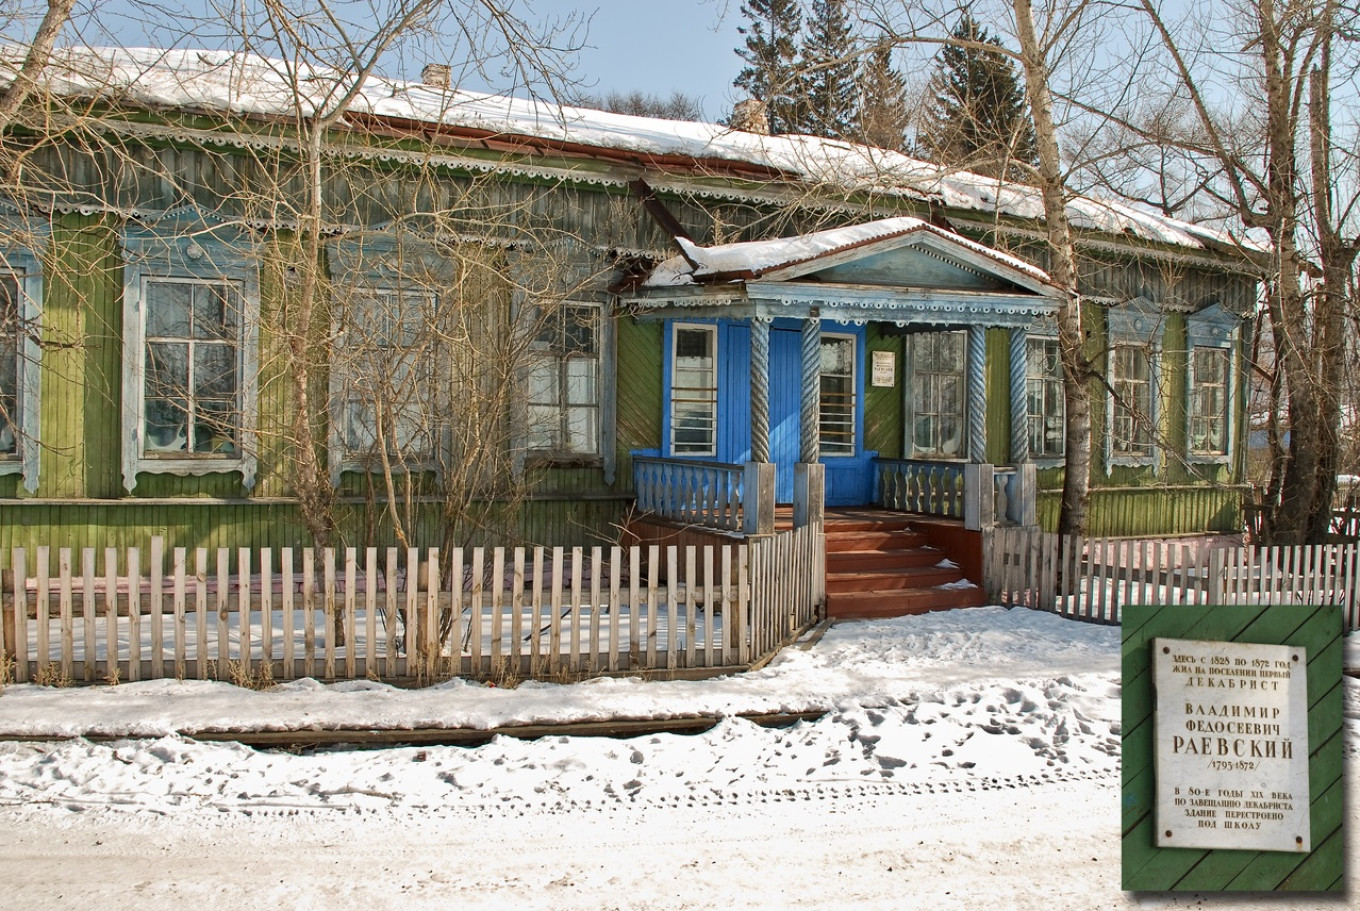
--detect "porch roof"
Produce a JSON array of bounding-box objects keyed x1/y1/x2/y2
[{"x1": 627, "y1": 216, "x2": 1067, "y2": 328}]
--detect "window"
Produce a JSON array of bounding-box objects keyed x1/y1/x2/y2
[
  {"x1": 1026, "y1": 337, "x2": 1064, "y2": 459},
  {"x1": 122, "y1": 224, "x2": 259, "y2": 491},
  {"x1": 142, "y1": 278, "x2": 243, "y2": 456},
  {"x1": 910, "y1": 332, "x2": 965, "y2": 458},
  {"x1": 1187, "y1": 302, "x2": 1240, "y2": 464},
  {"x1": 819, "y1": 335, "x2": 855, "y2": 456},
  {"x1": 334, "y1": 286, "x2": 440, "y2": 466},
  {"x1": 669, "y1": 324, "x2": 717, "y2": 456},
  {"x1": 1, "y1": 273, "x2": 22, "y2": 458},
  {"x1": 1111, "y1": 344, "x2": 1152, "y2": 458},
  {"x1": 527, "y1": 302, "x2": 601, "y2": 456},
  {"x1": 1190, "y1": 346, "x2": 1229, "y2": 457},
  {"x1": 0, "y1": 234, "x2": 45, "y2": 493}
]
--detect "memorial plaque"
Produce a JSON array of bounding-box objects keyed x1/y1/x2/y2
[
  {"x1": 871, "y1": 350, "x2": 895, "y2": 387},
  {"x1": 1153, "y1": 637, "x2": 1310, "y2": 852}
]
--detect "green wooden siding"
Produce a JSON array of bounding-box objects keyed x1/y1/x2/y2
[
  {"x1": 863, "y1": 326, "x2": 903, "y2": 459},
  {"x1": 1121, "y1": 603, "x2": 1344, "y2": 891},
  {"x1": 1, "y1": 122, "x2": 1258, "y2": 550}
]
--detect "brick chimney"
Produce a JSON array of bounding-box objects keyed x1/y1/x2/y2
[
  {"x1": 421, "y1": 64, "x2": 451, "y2": 89},
  {"x1": 730, "y1": 98, "x2": 769, "y2": 135}
]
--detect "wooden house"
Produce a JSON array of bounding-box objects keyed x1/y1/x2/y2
[{"x1": 0, "y1": 49, "x2": 1259, "y2": 615}]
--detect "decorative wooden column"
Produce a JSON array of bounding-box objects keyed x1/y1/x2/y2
[
  {"x1": 745, "y1": 316, "x2": 775, "y2": 535},
  {"x1": 967, "y1": 325, "x2": 987, "y2": 464},
  {"x1": 794, "y1": 315, "x2": 825, "y2": 529},
  {"x1": 750, "y1": 316, "x2": 770, "y2": 463},
  {"x1": 1009, "y1": 328, "x2": 1030, "y2": 464}
]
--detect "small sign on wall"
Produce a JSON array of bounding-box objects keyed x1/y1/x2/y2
[{"x1": 871, "y1": 350, "x2": 895, "y2": 387}]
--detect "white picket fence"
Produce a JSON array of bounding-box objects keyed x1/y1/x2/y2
[
  {"x1": 2, "y1": 525, "x2": 825, "y2": 685},
  {"x1": 985, "y1": 526, "x2": 1360, "y2": 630}
]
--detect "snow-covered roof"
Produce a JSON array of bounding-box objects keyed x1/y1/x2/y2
[
  {"x1": 645, "y1": 215, "x2": 1057, "y2": 289},
  {"x1": 2, "y1": 46, "x2": 1261, "y2": 256}
]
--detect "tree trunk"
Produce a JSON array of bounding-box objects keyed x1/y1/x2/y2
[{"x1": 1011, "y1": 0, "x2": 1092, "y2": 536}]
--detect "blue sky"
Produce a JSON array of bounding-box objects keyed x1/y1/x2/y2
[
  {"x1": 568, "y1": 1, "x2": 744, "y2": 117},
  {"x1": 54, "y1": 0, "x2": 748, "y2": 121}
]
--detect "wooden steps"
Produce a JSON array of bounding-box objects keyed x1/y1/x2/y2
[{"x1": 821, "y1": 513, "x2": 986, "y2": 619}]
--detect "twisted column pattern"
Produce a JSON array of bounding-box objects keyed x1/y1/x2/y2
[
  {"x1": 967, "y1": 326, "x2": 987, "y2": 463},
  {"x1": 750, "y1": 316, "x2": 770, "y2": 463},
  {"x1": 1009, "y1": 328, "x2": 1030, "y2": 464},
  {"x1": 800, "y1": 317, "x2": 821, "y2": 463}
]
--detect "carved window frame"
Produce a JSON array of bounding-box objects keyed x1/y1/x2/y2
[
  {"x1": 0, "y1": 219, "x2": 47, "y2": 492},
  {"x1": 1104, "y1": 297, "x2": 1163, "y2": 473},
  {"x1": 120, "y1": 220, "x2": 260, "y2": 492}
]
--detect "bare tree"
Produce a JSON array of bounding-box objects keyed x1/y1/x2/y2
[{"x1": 1129, "y1": 0, "x2": 1360, "y2": 543}]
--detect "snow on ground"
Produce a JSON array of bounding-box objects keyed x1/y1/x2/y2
[{"x1": 0, "y1": 606, "x2": 1355, "y2": 909}]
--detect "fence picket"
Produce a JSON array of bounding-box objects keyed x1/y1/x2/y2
[
  {"x1": 666, "y1": 546, "x2": 679, "y2": 670},
  {"x1": 303, "y1": 548, "x2": 317, "y2": 679},
  {"x1": 323, "y1": 548, "x2": 337, "y2": 680},
  {"x1": 172, "y1": 548, "x2": 186, "y2": 680},
  {"x1": 608, "y1": 547, "x2": 621, "y2": 673},
  {"x1": 58, "y1": 548, "x2": 73, "y2": 681},
  {"x1": 384, "y1": 548, "x2": 398, "y2": 678},
  {"x1": 628, "y1": 546, "x2": 640, "y2": 670},
  {"x1": 704, "y1": 546, "x2": 715, "y2": 668},
  {"x1": 150, "y1": 538, "x2": 164, "y2": 679},
  {"x1": 549, "y1": 547, "x2": 564, "y2": 676},
  {"x1": 530, "y1": 547, "x2": 545, "y2": 677},
  {"x1": 127, "y1": 547, "x2": 141, "y2": 682},
  {"x1": 83, "y1": 548, "x2": 97, "y2": 682},
  {"x1": 344, "y1": 548, "x2": 357, "y2": 680},
  {"x1": 238, "y1": 547, "x2": 252, "y2": 680},
  {"x1": 11, "y1": 549, "x2": 27, "y2": 682},
  {"x1": 512, "y1": 548, "x2": 526, "y2": 674},
  {"x1": 646, "y1": 545, "x2": 659, "y2": 668},
  {"x1": 260, "y1": 548, "x2": 274, "y2": 671},
  {"x1": 103, "y1": 548, "x2": 117, "y2": 682},
  {"x1": 364, "y1": 548, "x2": 377, "y2": 678},
  {"x1": 36, "y1": 547, "x2": 49, "y2": 677},
  {"x1": 588, "y1": 547, "x2": 602, "y2": 674},
  {"x1": 195, "y1": 548, "x2": 209, "y2": 680},
  {"x1": 493, "y1": 547, "x2": 507, "y2": 672},
  {"x1": 569, "y1": 547, "x2": 582, "y2": 672},
  {"x1": 281, "y1": 548, "x2": 295, "y2": 679},
  {"x1": 216, "y1": 549, "x2": 230, "y2": 681}
]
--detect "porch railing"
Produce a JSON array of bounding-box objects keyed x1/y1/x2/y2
[
  {"x1": 633, "y1": 456, "x2": 744, "y2": 532},
  {"x1": 874, "y1": 459, "x2": 1036, "y2": 529},
  {"x1": 873, "y1": 459, "x2": 965, "y2": 519}
]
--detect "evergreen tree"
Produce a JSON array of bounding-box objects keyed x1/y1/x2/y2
[
  {"x1": 920, "y1": 13, "x2": 1038, "y2": 179},
  {"x1": 857, "y1": 40, "x2": 909, "y2": 152},
  {"x1": 796, "y1": 0, "x2": 858, "y2": 139},
  {"x1": 733, "y1": 0, "x2": 803, "y2": 134}
]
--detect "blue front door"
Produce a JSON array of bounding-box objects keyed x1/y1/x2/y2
[{"x1": 770, "y1": 329, "x2": 801, "y2": 503}]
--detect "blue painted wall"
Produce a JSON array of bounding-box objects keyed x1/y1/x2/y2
[{"x1": 656, "y1": 318, "x2": 875, "y2": 506}]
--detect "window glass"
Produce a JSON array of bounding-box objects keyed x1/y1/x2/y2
[
  {"x1": 1, "y1": 274, "x2": 21, "y2": 455},
  {"x1": 527, "y1": 302, "x2": 601, "y2": 455},
  {"x1": 143, "y1": 278, "x2": 243, "y2": 456},
  {"x1": 670, "y1": 325, "x2": 717, "y2": 456},
  {"x1": 819, "y1": 336, "x2": 855, "y2": 456},
  {"x1": 1026, "y1": 337, "x2": 1064, "y2": 458},
  {"x1": 1111, "y1": 344, "x2": 1152, "y2": 457},
  {"x1": 911, "y1": 332, "x2": 965, "y2": 458},
  {"x1": 1191, "y1": 346, "x2": 1229, "y2": 456},
  {"x1": 336, "y1": 286, "x2": 438, "y2": 462}
]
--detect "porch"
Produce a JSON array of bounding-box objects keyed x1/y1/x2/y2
[{"x1": 631, "y1": 455, "x2": 1037, "y2": 618}]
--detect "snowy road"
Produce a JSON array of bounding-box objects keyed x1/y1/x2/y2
[{"x1": 0, "y1": 608, "x2": 1354, "y2": 908}]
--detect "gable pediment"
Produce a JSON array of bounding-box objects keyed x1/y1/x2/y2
[{"x1": 790, "y1": 242, "x2": 1015, "y2": 292}]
